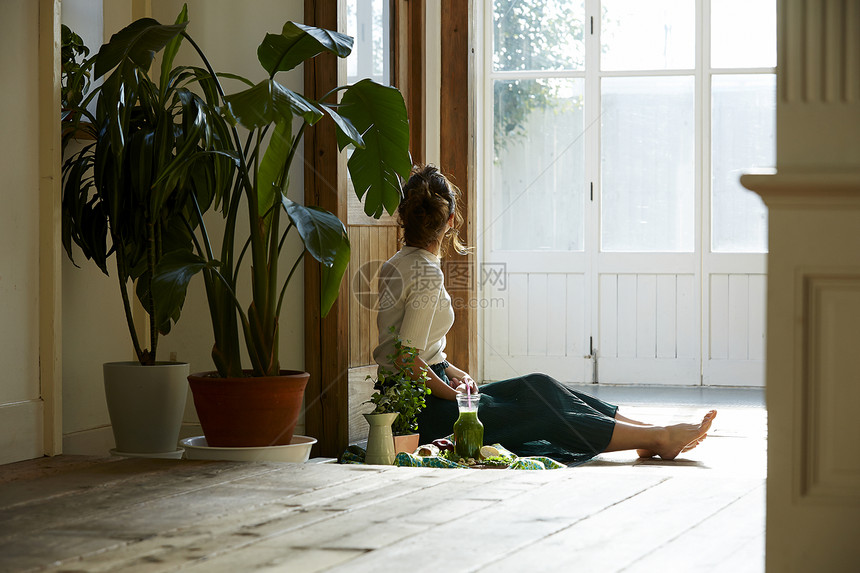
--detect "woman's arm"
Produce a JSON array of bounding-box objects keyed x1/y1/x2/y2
[{"x1": 396, "y1": 351, "x2": 459, "y2": 401}]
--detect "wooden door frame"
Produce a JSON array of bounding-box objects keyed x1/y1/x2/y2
[
  {"x1": 304, "y1": 0, "x2": 349, "y2": 458},
  {"x1": 304, "y1": 0, "x2": 430, "y2": 456},
  {"x1": 394, "y1": 0, "x2": 426, "y2": 164},
  {"x1": 440, "y1": 0, "x2": 477, "y2": 376},
  {"x1": 304, "y1": 0, "x2": 475, "y2": 455}
]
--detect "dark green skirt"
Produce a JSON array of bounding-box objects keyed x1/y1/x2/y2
[{"x1": 419, "y1": 368, "x2": 618, "y2": 463}]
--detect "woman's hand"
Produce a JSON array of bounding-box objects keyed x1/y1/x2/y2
[{"x1": 446, "y1": 365, "x2": 478, "y2": 394}]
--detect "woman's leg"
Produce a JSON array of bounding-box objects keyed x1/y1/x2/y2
[
  {"x1": 604, "y1": 410, "x2": 717, "y2": 460},
  {"x1": 480, "y1": 374, "x2": 618, "y2": 457},
  {"x1": 566, "y1": 384, "x2": 712, "y2": 457}
]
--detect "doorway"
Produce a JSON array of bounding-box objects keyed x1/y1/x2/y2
[{"x1": 480, "y1": 0, "x2": 774, "y2": 386}]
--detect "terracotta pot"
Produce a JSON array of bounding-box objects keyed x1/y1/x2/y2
[
  {"x1": 393, "y1": 433, "x2": 420, "y2": 455},
  {"x1": 188, "y1": 370, "x2": 309, "y2": 447}
]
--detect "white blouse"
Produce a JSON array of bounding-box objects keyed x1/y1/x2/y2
[{"x1": 373, "y1": 246, "x2": 455, "y2": 369}]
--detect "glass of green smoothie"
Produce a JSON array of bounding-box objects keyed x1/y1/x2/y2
[{"x1": 453, "y1": 392, "x2": 483, "y2": 459}]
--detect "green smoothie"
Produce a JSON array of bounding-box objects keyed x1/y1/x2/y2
[{"x1": 453, "y1": 409, "x2": 484, "y2": 459}]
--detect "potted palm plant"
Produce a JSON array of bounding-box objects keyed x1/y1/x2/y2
[
  {"x1": 95, "y1": 10, "x2": 413, "y2": 449},
  {"x1": 61, "y1": 10, "x2": 232, "y2": 456}
]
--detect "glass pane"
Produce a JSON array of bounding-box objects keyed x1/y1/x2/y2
[
  {"x1": 493, "y1": 0, "x2": 585, "y2": 71},
  {"x1": 712, "y1": 0, "x2": 776, "y2": 68},
  {"x1": 492, "y1": 79, "x2": 586, "y2": 251},
  {"x1": 601, "y1": 77, "x2": 695, "y2": 252},
  {"x1": 346, "y1": 0, "x2": 390, "y2": 84},
  {"x1": 601, "y1": 0, "x2": 694, "y2": 71},
  {"x1": 712, "y1": 74, "x2": 775, "y2": 253}
]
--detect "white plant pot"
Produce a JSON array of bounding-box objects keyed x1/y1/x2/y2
[{"x1": 103, "y1": 361, "x2": 189, "y2": 455}]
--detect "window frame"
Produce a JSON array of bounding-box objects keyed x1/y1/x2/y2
[{"x1": 482, "y1": 0, "x2": 777, "y2": 256}]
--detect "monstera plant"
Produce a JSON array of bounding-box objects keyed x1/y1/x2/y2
[{"x1": 89, "y1": 7, "x2": 413, "y2": 448}]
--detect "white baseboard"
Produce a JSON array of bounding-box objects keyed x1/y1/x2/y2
[
  {"x1": 0, "y1": 400, "x2": 44, "y2": 465},
  {"x1": 62, "y1": 425, "x2": 114, "y2": 456}
]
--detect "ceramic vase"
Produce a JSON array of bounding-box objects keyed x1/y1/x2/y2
[{"x1": 363, "y1": 412, "x2": 398, "y2": 465}]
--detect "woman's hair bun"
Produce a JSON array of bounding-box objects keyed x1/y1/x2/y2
[{"x1": 397, "y1": 164, "x2": 467, "y2": 256}]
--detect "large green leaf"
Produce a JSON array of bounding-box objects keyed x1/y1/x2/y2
[
  {"x1": 322, "y1": 103, "x2": 364, "y2": 149},
  {"x1": 135, "y1": 270, "x2": 173, "y2": 335},
  {"x1": 319, "y1": 231, "x2": 351, "y2": 317},
  {"x1": 281, "y1": 198, "x2": 350, "y2": 317},
  {"x1": 95, "y1": 18, "x2": 188, "y2": 79},
  {"x1": 128, "y1": 128, "x2": 155, "y2": 207},
  {"x1": 224, "y1": 79, "x2": 323, "y2": 130},
  {"x1": 159, "y1": 5, "x2": 189, "y2": 95},
  {"x1": 281, "y1": 198, "x2": 349, "y2": 267},
  {"x1": 338, "y1": 79, "x2": 411, "y2": 218},
  {"x1": 150, "y1": 89, "x2": 207, "y2": 215},
  {"x1": 151, "y1": 249, "x2": 213, "y2": 329},
  {"x1": 257, "y1": 21, "x2": 353, "y2": 76},
  {"x1": 257, "y1": 118, "x2": 292, "y2": 219}
]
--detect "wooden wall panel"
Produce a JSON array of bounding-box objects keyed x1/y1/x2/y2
[
  {"x1": 347, "y1": 226, "x2": 401, "y2": 368},
  {"x1": 802, "y1": 274, "x2": 860, "y2": 501},
  {"x1": 599, "y1": 274, "x2": 618, "y2": 358},
  {"x1": 709, "y1": 273, "x2": 767, "y2": 362},
  {"x1": 656, "y1": 275, "x2": 677, "y2": 359},
  {"x1": 599, "y1": 273, "x2": 701, "y2": 362},
  {"x1": 527, "y1": 274, "x2": 547, "y2": 356},
  {"x1": 440, "y1": 0, "x2": 475, "y2": 375},
  {"x1": 636, "y1": 275, "x2": 657, "y2": 359},
  {"x1": 565, "y1": 274, "x2": 586, "y2": 358},
  {"x1": 546, "y1": 274, "x2": 566, "y2": 357}
]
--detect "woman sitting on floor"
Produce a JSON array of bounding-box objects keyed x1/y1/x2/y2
[{"x1": 373, "y1": 165, "x2": 716, "y2": 463}]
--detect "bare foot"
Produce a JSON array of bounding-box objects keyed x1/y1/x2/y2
[
  {"x1": 654, "y1": 410, "x2": 717, "y2": 460},
  {"x1": 639, "y1": 435, "x2": 704, "y2": 458}
]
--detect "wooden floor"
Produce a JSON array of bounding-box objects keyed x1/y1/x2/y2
[{"x1": 0, "y1": 405, "x2": 765, "y2": 573}]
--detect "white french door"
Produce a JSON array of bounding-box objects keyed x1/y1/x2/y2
[{"x1": 480, "y1": 0, "x2": 774, "y2": 386}]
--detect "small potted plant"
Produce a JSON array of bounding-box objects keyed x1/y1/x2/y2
[
  {"x1": 364, "y1": 334, "x2": 431, "y2": 464},
  {"x1": 60, "y1": 10, "x2": 231, "y2": 456}
]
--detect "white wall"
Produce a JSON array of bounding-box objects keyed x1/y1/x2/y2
[
  {"x1": 60, "y1": 0, "x2": 132, "y2": 455},
  {"x1": 0, "y1": 0, "x2": 44, "y2": 464}
]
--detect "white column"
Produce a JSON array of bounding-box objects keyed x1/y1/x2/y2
[{"x1": 742, "y1": 1, "x2": 860, "y2": 571}]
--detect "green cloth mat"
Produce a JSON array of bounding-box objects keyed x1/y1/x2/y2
[{"x1": 340, "y1": 443, "x2": 565, "y2": 470}]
